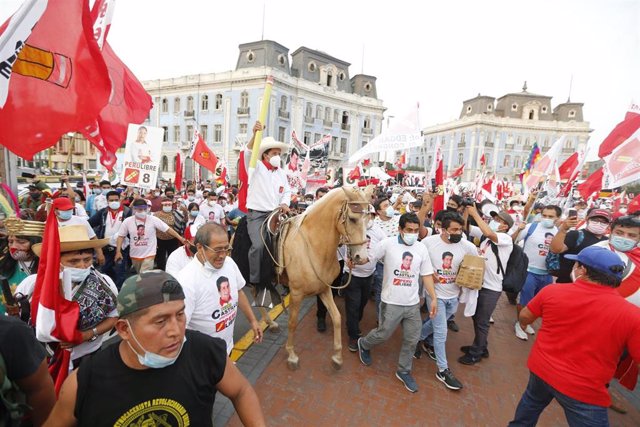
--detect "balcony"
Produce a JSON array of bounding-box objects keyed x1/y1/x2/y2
[
  {"x1": 362, "y1": 127, "x2": 373, "y2": 135},
  {"x1": 341, "y1": 123, "x2": 350, "y2": 131},
  {"x1": 324, "y1": 119, "x2": 333, "y2": 128},
  {"x1": 523, "y1": 145, "x2": 532, "y2": 151},
  {"x1": 457, "y1": 142, "x2": 466, "y2": 148},
  {"x1": 304, "y1": 115, "x2": 314, "y2": 124},
  {"x1": 562, "y1": 147, "x2": 575, "y2": 154},
  {"x1": 505, "y1": 144, "x2": 514, "y2": 150},
  {"x1": 237, "y1": 107, "x2": 250, "y2": 115},
  {"x1": 184, "y1": 110, "x2": 195, "y2": 118},
  {"x1": 485, "y1": 142, "x2": 494, "y2": 148},
  {"x1": 278, "y1": 110, "x2": 290, "y2": 119}
]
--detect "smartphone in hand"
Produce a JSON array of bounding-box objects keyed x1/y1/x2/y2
[{"x1": 568, "y1": 209, "x2": 577, "y2": 218}]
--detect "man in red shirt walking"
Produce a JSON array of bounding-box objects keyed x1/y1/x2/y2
[{"x1": 509, "y1": 246, "x2": 640, "y2": 427}]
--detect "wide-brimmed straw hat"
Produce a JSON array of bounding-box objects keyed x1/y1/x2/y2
[
  {"x1": 32, "y1": 225, "x2": 109, "y2": 257},
  {"x1": 258, "y1": 137, "x2": 289, "y2": 158},
  {"x1": 4, "y1": 217, "x2": 45, "y2": 238}
]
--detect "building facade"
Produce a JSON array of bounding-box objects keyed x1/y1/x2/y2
[
  {"x1": 16, "y1": 132, "x2": 100, "y2": 173},
  {"x1": 408, "y1": 83, "x2": 591, "y2": 181},
  {"x1": 142, "y1": 40, "x2": 386, "y2": 183}
]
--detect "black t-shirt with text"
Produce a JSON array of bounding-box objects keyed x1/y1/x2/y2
[
  {"x1": 75, "y1": 330, "x2": 227, "y2": 427},
  {"x1": 556, "y1": 230, "x2": 607, "y2": 283}
]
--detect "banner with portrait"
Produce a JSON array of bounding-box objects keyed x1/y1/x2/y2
[
  {"x1": 286, "y1": 132, "x2": 331, "y2": 195},
  {"x1": 121, "y1": 124, "x2": 163, "y2": 189}
]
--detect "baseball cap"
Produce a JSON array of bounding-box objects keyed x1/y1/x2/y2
[
  {"x1": 490, "y1": 211, "x2": 514, "y2": 229},
  {"x1": 52, "y1": 197, "x2": 74, "y2": 211},
  {"x1": 117, "y1": 270, "x2": 185, "y2": 317},
  {"x1": 587, "y1": 209, "x2": 612, "y2": 222},
  {"x1": 564, "y1": 246, "x2": 625, "y2": 280}
]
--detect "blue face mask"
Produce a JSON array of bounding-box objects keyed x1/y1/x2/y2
[
  {"x1": 402, "y1": 232, "x2": 418, "y2": 246},
  {"x1": 541, "y1": 218, "x2": 555, "y2": 229},
  {"x1": 126, "y1": 320, "x2": 186, "y2": 369},
  {"x1": 385, "y1": 206, "x2": 395, "y2": 218},
  {"x1": 56, "y1": 209, "x2": 73, "y2": 221},
  {"x1": 610, "y1": 235, "x2": 638, "y2": 253}
]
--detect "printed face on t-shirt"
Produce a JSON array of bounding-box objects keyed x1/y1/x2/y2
[
  {"x1": 442, "y1": 254, "x2": 453, "y2": 270},
  {"x1": 393, "y1": 250, "x2": 416, "y2": 287},
  {"x1": 401, "y1": 254, "x2": 413, "y2": 270},
  {"x1": 218, "y1": 279, "x2": 231, "y2": 304}
]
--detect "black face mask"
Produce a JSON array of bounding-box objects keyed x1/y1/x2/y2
[
  {"x1": 446, "y1": 206, "x2": 458, "y2": 212},
  {"x1": 29, "y1": 192, "x2": 41, "y2": 199},
  {"x1": 448, "y1": 233, "x2": 463, "y2": 244}
]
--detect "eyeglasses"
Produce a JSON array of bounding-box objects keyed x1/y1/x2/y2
[{"x1": 204, "y1": 245, "x2": 232, "y2": 255}]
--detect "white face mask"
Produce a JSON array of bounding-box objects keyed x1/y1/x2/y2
[
  {"x1": 489, "y1": 220, "x2": 502, "y2": 232},
  {"x1": 153, "y1": 192, "x2": 160, "y2": 197},
  {"x1": 570, "y1": 267, "x2": 583, "y2": 282},
  {"x1": 586, "y1": 220, "x2": 608, "y2": 235},
  {"x1": 269, "y1": 155, "x2": 281, "y2": 168},
  {"x1": 402, "y1": 232, "x2": 418, "y2": 246},
  {"x1": 385, "y1": 206, "x2": 395, "y2": 218},
  {"x1": 108, "y1": 201, "x2": 121, "y2": 210},
  {"x1": 162, "y1": 206, "x2": 172, "y2": 213},
  {"x1": 619, "y1": 208, "x2": 628, "y2": 214},
  {"x1": 135, "y1": 211, "x2": 147, "y2": 219},
  {"x1": 64, "y1": 266, "x2": 91, "y2": 283}
]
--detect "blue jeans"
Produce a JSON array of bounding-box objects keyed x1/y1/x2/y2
[
  {"x1": 100, "y1": 247, "x2": 128, "y2": 290},
  {"x1": 373, "y1": 262, "x2": 384, "y2": 317},
  {"x1": 509, "y1": 372, "x2": 609, "y2": 427},
  {"x1": 420, "y1": 296, "x2": 458, "y2": 371},
  {"x1": 519, "y1": 272, "x2": 553, "y2": 307}
]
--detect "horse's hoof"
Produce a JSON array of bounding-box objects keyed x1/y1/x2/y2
[
  {"x1": 267, "y1": 323, "x2": 280, "y2": 333},
  {"x1": 331, "y1": 359, "x2": 343, "y2": 371},
  {"x1": 287, "y1": 360, "x2": 299, "y2": 371}
]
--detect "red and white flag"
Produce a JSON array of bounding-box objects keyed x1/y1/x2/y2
[
  {"x1": 602, "y1": 126, "x2": 640, "y2": 188},
  {"x1": 237, "y1": 150, "x2": 249, "y2": 213},
  {"x1": 191, "y1": 130, "x2": 218, "y2": 173},
  {"x1": 0, "y1": 0, "x2": 111, "y2": 160},
  {"x1": 523, "y1": 136, "x2": 565, "y2": 193},
  {"x1": 429, "y1": 142, "x2": 444, "y2": 213},
  {"x1": 448, "y1": 163, "x2": 465, "y2": 179},
  {"x1": 577, "y1": 168, "x2": 604, "y2": 200},
  {"x1": 598, "y1": 103, "x2": 640, "y2": 159},
  {"x1": 348, "y1": 165, "x2": 362, "y2": 181},
  {"x1": 174, "y1": 152, "x2": 183, "y2": 191}
]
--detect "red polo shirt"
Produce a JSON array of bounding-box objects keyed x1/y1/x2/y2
[{"x1": 526, "y1": 280, "x2": 640, "y2": 407}]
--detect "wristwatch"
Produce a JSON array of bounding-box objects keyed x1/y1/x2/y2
[{"x1": 89, "y1": 327, "x2": 99, "y2": 342}]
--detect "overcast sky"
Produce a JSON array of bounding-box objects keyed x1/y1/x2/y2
[{"x1": 2, "y1": 0, "x2": 639, "y2": 160}]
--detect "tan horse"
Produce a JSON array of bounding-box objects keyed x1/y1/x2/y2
[{"x1": 277, "y1": 185, "x2": 373, "y2": 370}]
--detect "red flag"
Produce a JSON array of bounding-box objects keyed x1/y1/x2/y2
[
  {"x1": 598, "y1": 107, "x2": 640, "y2": 158},
  {"x1": 363, "y1": 159, "x2": 371, "y2": 167},
  {"x1": 448, "y1": 163, "x2": 465, "y2": 179},
  {"x1": 558, "y1": 152, "x2": 579, "y2": 180},
  {"x1": 237, "y1": 150, "x2": 248, "y2": 213},
  {"x1": 628, "y1": 194, "x2": 640, "y2": 213},
  {"x1": 482, "y1": 174, "x2": 496, "y2": 194},
  {"x1": 174, "y1": 152, "x2": 183, "y2": 191},
  {"x1": 577, "y1": 168, "x2": 604, "y2": 200},
  {"x1": 191, "y1": 131, "x2": 218, "y2": 172},
  {"x1": 0, "y1": 0, "x2": 111, "y2": 159},
  {"x1": 349, "y1": 166, "x2": 362, "y2": 180},
  {"x1": 603, "y1": 127, "x2": 640, "y2": 188},
  {"x1": 480, "y1": 153, "x2": 486, "y2": 167}
]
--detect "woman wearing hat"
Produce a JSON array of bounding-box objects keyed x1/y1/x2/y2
[
  {"x1": 0, "y1": 217, "x2": 43, "y2": 317},
  {"x1": 16, "y1": 225, "x2": 119, "y2": 367}
]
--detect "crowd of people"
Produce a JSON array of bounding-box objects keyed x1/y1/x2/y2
[{"x1": 1, "y1": 120, "x2": 640, "y2": 425}]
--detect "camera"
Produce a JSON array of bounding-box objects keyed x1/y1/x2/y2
[{"x1": 461, "y1": 197, "x2": 475, "y2": 207}]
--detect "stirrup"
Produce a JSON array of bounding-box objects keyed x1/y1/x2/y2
[{"x1": 252, "y1": 288, "x2": 273, "y2": 309}]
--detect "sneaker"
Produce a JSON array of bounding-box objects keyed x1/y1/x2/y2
[
  {"x1": 458, "y1": 353, "x2": 481, "y2": 366},
  {"x1": 316, "y1": 317, "x2": 327, "y2": 333},
  {"x1": 436, "y1": 368, "x2": 463, "y2": 390},
  {"x1": 420, "y1": 341, "x2": 436, "y2": 361},
  {"x1": 395, "y1": 371, "x2": 418, "y2": 393},
  {"x1": 447, "y1": 319, "x2": 460, "y2": 332},
  {"x1": 489, "y1": 316, "x2": 495, "y2": 324},
  {"x1": 525, "y1": 324, "x2": 535, "y2": 335},
  {"x1": 413, "y1": 344, "x2": 422, "y2": 359},
  {"x1": 515, "y1": 322, "x2": 529, "y2": 341},
  {"x1": 460, "y1": 346, "x2": 489, "y2": 359},
  {"x1": 348, "y1": 339, "x2": 358, "y2": 352},
  {"x1": 357, "y1": 338, "x2": 372, "y2": 366}
]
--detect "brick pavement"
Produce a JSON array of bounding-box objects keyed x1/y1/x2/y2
[{"x1": 225, "y1": 293, "x2": 640, "y2": 427}]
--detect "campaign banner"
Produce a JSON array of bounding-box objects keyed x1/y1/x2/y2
[
  {"x1": 121, "y1": 124, "x2": 163, "y2": 189},
  {"x1": 286, "y1": 132, "x2": 331, "y2": 194},
  {"x1": 603, "y1": 127, "x2": 640, "y2": 188}
]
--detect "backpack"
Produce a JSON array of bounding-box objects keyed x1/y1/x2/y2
[
  {"x1": 490, "y1": 242, "x2": 529, "y2": 294},
  {"x1": 546, "y1": 230, "x2": 584, "y2": 276},
  {"x1": 0, "y1": 353, "x2": 29, "y2": 427}
]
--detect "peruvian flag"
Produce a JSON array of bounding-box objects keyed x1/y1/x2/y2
[
  {"x1": 348, "y1": 165, "x2": 362, "y2": 180},
  {"x1": 558, "y1": 152, "x2": 579, "y2": 180},
  {"x1": 30, "y1": 208, "x2": 83, "y2": 394},
  {"x1": 191, "y1": 130, "x2": 218, "y2": 173},
  {"x1": 480, "y1": 153, "x2": 486, "y2": 167},
  {"x1": 429, "y1": 142, "x2": 444, "y2": 213},
  {"x1": 628, "y1": 193, "x2": 640, "y2": 213},
  {"x1": 174, "y1": 152, "x2": 183, "y2": 191},
  {"x1": 598, "y1": 104, "x2": 640, "y2": 158},
  {"x1": 577, "y1": 168, "x2": 604, "y2": 200},
  {"x1": 448, "y1": 163, "x2": 465, "y2": 179},
  {"x1": 0, "y1": 0, "x2": 111, "y2": 160},
  {"x1": 482, "y1": 174, "x2": 496, "y2": 195},
  {"x1": 237, "y1": 150, "x2": 248, "y2": 213},
  {"x1": 602, "y1": 126, "x2": 640, "y2": 188}
]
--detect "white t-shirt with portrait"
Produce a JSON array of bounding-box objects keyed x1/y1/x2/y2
[
  {"x1": 422, "y1": 235, "x2": 479, "y2": 299},
  {"x1": 199, "y1": 201, "x2": 225, "y2": 224},
  {"x1": 371, "y1": 236, "x2": 434, "y2": 306},
  {"x1": 117, "y1": 215, "x2": 169, "y2": 259},
  {"x1": 176, "y1": 256, "x2": 246, "y2": 355},
  {"x1": 470, "y1": 226, "x2": 514, "y2": 292},
  {"x1": 516, "y1": 223, "x2": 558, "y2": 273}
]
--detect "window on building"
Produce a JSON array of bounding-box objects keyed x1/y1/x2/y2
[
  {"x1": 314, "y1": 133, "x2": 321, "y2": 143},
  {"x1": 304, "y1": 132, "x2": 311, "y2": 145},
  {"x1": 201, "y1": 95, "x2": 209, "y2": 111},
  {"x1": 161, "y1": 98, "x2": 168, "y2": 113},
  {"x1": 240, "y1": 91, "x2": 248, "y2": 108},
  {"x1": 306, "y1": 103, "x2": 313, "y2": 118},
  {"x1": 173, "y1": 156, "x2": 178, "y2": 172},
  {"x1": 568, "y1": 110, "x2": 576, "y2": 118},
  {"x1": 215, "y1": 94, "x2": 223, "y2": 110},
  {"x1": 340, "y1": 138, "x2": 347, "y2": 153},
  {"x1": 186, "y1": 125, "x2": 193, "y2": 140},
  {"x1": 326, "y1": 71, "x2": 333, "y2": 87},
  {"x1": 316, "y1": 105, "x2": 323, "y2": 120},
  {"x1": 214, "y1": 124, "x2": 222, "y2": 142},
  {"x1": 361, "y1": 140, "x2": 368, "y2": 148},
  {"x1": 487, "y1": 104, "x2": 493, "y2": 111},
  {"x1": 466, "y1": 105, "x2": 472, "y2": 113},
  {"x1": 325, "y1": 107, "x2": 332, "y2": 122},
  {"x1": 525, "y1": 137, "x2": 530, "y2": 146},
  {"x1": 457, "y1": 152, "x2": 464, "y2": 165},
  {"x1": 363, "y1": 117, "x2": 370, "y2": 129},
  {"x1": 485, "y1": 153, "x2": 491, "y2": 166},
  {"x1": 441, "y1": 136, "x2": 446, "y2": 145},
  {"x1": 331, "y1": 136, "x2": 338, "y2": 153},
  {"x1": 174, "y1": 97, "x2": 180, "y2": 113},
  {"x1": 511, "y1": 103, "x2": 518, "y2": 111},
  {"x1": 516, "y1": 136, "x2": 521, "y2": 145},
  {"x1": 334, "y1": 110, "x2": 340, "y2": 123},
  {"x1": 342, "y1": 111, "x2": 349, "y2": 125},
  {"x1": 528, "y1": 110, "x2": 534, "y2": 120},
  {"x1": 280, "y1": 95, "x2": 287, "y2": 111},
  {"x1": 427, "y1": 156, "x2": 432, "y2": 165},
  {"x1": 162, "y1": 126, "x2": 168, "y2": 142},
  {"x1": 161, "y1": 156, "x2": 168, "y2": 172},
  {"x1": 278, "y1": 126, "x2": 286, "y2": 142},
  {"x1": 239, "y1": 123, "x2": 247, "y2": 135},
  {"x1": 503, "y1": 155, "x2": 511, "y2": 167},
  {"x1": 460, "y1": 133, "x2": 466, "y2": 144},
  {"x1": 514, "y1": 156, "x2": 521, "y2": 169},
  {"x1": 200, "y1": 125, "x2": 208, "y2": 142},
  {"x1": 173, "y1": 126, "x2": 180, "y2": 143}
]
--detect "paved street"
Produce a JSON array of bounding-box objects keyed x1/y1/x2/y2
[{"x1": 219, "y1": 291, "x2": 640, "y2": 426}]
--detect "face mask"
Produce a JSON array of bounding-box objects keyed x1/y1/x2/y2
[
  {"x1": 135, "y1": 211, "x2": 147, "y2": 219},
  {"x1": 448, "y1": 233, "x2": 463, "y2": 244},
  {"x1": 126, "y1": 320, "x2": 186, "y2": 369},
  {"x1": 9, "y1": 249, "x2": 31, "y2": 261},
  {"x1": 75, "y1": 197, "x2": 80, "y2": 203},
  {"x1": 64, "y1": 266, "x2": 91, "y2": 283},
  {"x1": 446, "y1": 206, "x2": 457, "y2": 212},
  {"x1": 154, "y1": 192, "x2": 161, "y2": 197},
  {"x1": 513, "y1": 205, "x2": 523, "y2": 212},
  {"x1": 586, "y1": 221, "x2": 608, "y2": 235},
  {"x1": 190, "y1": 210, "x2": 199, "y2": 218},
  {"x1": 610, "y1": 235, "x2": 638, "y2": 252},
  {"x1": 619, "y1": 208, "x2": 628, "y2": 214},
  {"x1": 402, "y1": 232, "x2": 418, "y2": 246},
  {"x1": 577, "y1": 209, "x2": 587, "y2": 220},
  {"x1": 533, "y1": 213, "x2": 542, "y2": 222},
  {"x1": 57, "y1": 209, "x2": 73, "y2": 221},
  {"x1": 570, "y1": 267, "x2": 583, "y2": 282},
  {"x1": 188, "y1": 196, "x2": 195, "y2": 201},
  {"x1": 220, "y1": 201, "x2": 227, "y2": 207},
  {"x1": 199, "y1": 247, "x2": 218, "y2": 271},
  {"x1": 541, "y1": 218, "x2": 555, "y2": 229},
  {"x1": 208, "y1": 200, "x2": 216, "y2": 206},
  {"x1": 162, "y1": 206, "x2": 172, "y2": 213},
  {"x1": 108, "y1": 201, "x2": 121, "y2": 210},
  {"x1": 93, "y1": 188, "x2": 102, "y2": 195},
  {"x1": 385, "y1": 206, "x2": 395, "y2": 218},
  {"x1": 269, "y1": 155, "x2": 281, "y2": 168},
  {"x1": 29, "y1": 192, "x2": 41, "y2": 199},
  {"x1": 489, "y1": 220, "x2": 501, "y2": 232}
]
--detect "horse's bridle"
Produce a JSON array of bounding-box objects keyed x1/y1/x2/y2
[{"x1": 336, "y1": 200, "x2": 369, "y2": 247}]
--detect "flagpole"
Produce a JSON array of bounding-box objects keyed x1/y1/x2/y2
[{"x1": 249, "y1": 76, "x2": 274, "y2": 179}]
